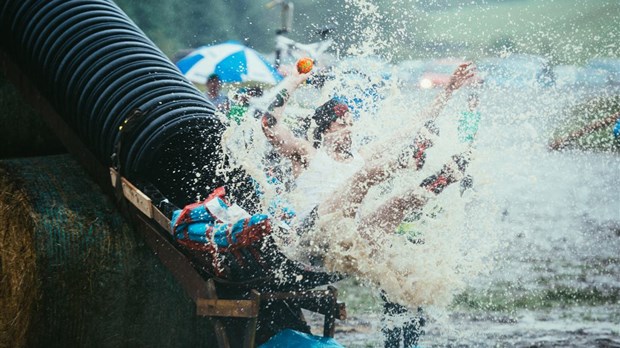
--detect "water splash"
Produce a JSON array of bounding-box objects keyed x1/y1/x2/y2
[
  {"x1": 221, "y1": 0, "x2": 620, "y2": 344},
  {"x1": 221, "y1": 70, "x2": 499, "y2": 313}
]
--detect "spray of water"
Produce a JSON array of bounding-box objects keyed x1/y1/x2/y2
[
  {"x1": 220, "y1": 2, "x2": 500, "y2": 313},
  {"x1": 221, "y1": 0, "x2": 620, "y2": 344}
]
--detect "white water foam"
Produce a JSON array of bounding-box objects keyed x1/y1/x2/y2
[{"x1": 221, "y1": 75, "x2": 499, "y2": 313}]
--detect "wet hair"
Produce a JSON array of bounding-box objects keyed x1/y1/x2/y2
[{"x1": 311, "y1": 98, "x2": 349, "y2": 148}]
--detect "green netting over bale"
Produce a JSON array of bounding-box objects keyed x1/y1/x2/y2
[
  {"x1": 0, "y1": 74, "x2": 65, "y2": 158},
  {"x1": 0, "y1": 154, "x2": 213, "y2": 348}
]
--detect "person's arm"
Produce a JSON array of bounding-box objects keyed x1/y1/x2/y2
[
  {"x1": 548, "y1": 112, "x2": 620, "y2": 150},
  {"x1": 419, "y1": 62, "x2": 476, "y2": 122},
  {"x1": 259, "y1": 70, "x2": 315, "y2": 170},
  {"x1": 361, "y1": 62, "x2": 476, "y2": 162}
]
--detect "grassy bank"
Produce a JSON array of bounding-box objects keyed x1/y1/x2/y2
[
  {"x1": 452, "y1": 284, "x2": 620, "y2": 313},
  {"x1": 413, "y1": 0, "x2": 620, "y2": 64}
]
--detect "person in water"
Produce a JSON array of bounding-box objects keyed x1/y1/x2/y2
[{"x1": 259, "y1": 63, "x2": 477, "y2": 241}]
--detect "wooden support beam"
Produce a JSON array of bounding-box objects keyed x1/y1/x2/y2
[
  {"x1": 261, "y1": 287, "x2": 346, "y2": 338},
  {"x1": 121, "y1": 177, "x2": 153, "y2": 218},
  {"x1": 152, "y1": 205, "x2": 173, "y2": 234},
  {"x1": 196, "y1": 298, "x2": 260, "y2": 318},
  {"x1": 205, "y1": 279, "x2": 231, "y2": 348},
  {"x1": 323, "y1": 286, "x2": 338, "y2": 338},
  {"x1": 243, "y1": 291, "x2": 260, "y2": 348},
  {"x1": 110, "y1": 167, "x2": 172, "y2": 233}
]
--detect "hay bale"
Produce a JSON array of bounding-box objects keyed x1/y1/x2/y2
[
  {"x1": 0, "y1": 155, "x2": 213, "y2": 347},
  {"x1": 0, "y1": 165, "x2": 38, "y2": 348}
]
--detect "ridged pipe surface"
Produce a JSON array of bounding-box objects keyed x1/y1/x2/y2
[{"x1": 0, "y1": 0, "x2": 254, "y2": 207}]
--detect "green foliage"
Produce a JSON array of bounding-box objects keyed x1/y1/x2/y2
[
  {"x1": 420, "y1": 0, "x2": 620, "y2": 64},
  {"x1": 114, "y1": 0, "x2": 284, "y2": 58},
  {"x1": 452, "y1": 284, "x2": 620, "y2": 312},
  {"x1": 334, "y1": 277, "x2": 381, "y2": 313},
  {"x1": 112, "y1": 0, "x2": 619, "y2": 64}
]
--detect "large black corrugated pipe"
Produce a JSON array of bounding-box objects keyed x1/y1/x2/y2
[{"x1": 0, "y1": 0, "x2": 255, "y2": 208}]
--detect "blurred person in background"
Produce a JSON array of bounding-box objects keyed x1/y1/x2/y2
[
  {"x1": 227, "y1": 86, "x2": 263, "y2": 124},
  {"x1": 205, "y1": 73, "x2": 229, "y2": 113}
]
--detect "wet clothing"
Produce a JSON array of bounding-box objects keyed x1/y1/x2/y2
[
  {"x1": 227, "y1": 103, "x2": 248, "y2": 124},
  {"x1": 458, "y1": 110, "x2": 481, "y2": 144},
  {"x1": 381, "y1": 291, "x2": 425, "y2": 348}
]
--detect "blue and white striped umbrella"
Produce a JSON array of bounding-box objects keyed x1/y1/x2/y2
[{"x1": 176, "y1": 41, "x2": 283, "y2": 85}]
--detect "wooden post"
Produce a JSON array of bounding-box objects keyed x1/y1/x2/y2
[
  {"x1": 243, "y1": 290, "x2": 261, "y2": 348},
  {"x1": 206, "y1": 280, "x2": 231, "y2": 348},
  {"x1": 323, "y1": 286, "x2": 338, "y2": 338}
]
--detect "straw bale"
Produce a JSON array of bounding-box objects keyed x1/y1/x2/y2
[
  {"x1": 0, "y1": 166, "x2": 38, "y2": 348},
  {"x1": 0, "y1": 155, "x2": 213, "y2": 347}
]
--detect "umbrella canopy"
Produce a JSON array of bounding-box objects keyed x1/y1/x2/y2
[{"x1": 176, "y1": 41, "x2": 283, "y2": 85}]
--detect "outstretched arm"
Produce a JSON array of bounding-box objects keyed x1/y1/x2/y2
[
  {"x1": 361, "y1": 62, "x2": 476, "y2": 162},
  {"x1": 419, "y1": 62, "x2": 476, "y2": 122},
  {"x1": 259, "y1": 70, "x2": 315, "y2": 170},
  {"x1": 548, "y1": 112, "x2": 620, "y2": 150}
]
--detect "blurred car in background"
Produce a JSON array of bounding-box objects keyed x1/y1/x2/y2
[
  {"x1": 417, "y1": 58, "x2": 483, "y2": 89},
  {"x1": 418, "y1": 59, "x2": 460, "y2": 89}
]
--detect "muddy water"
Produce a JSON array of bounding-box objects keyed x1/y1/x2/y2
[
  {"x1": 418, "y1": 150, "x2": 620, "y2": 348},
  {"x1": 318, "y1": 87, "x2": 620, "y2": 347}
]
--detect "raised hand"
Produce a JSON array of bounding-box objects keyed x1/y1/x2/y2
[
  {"x1": 291, "y1": 67, "x2": 312, "y2": 86},
  {"x1": 446, "y1": 62, "x2": 476, "y2": 93}
]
